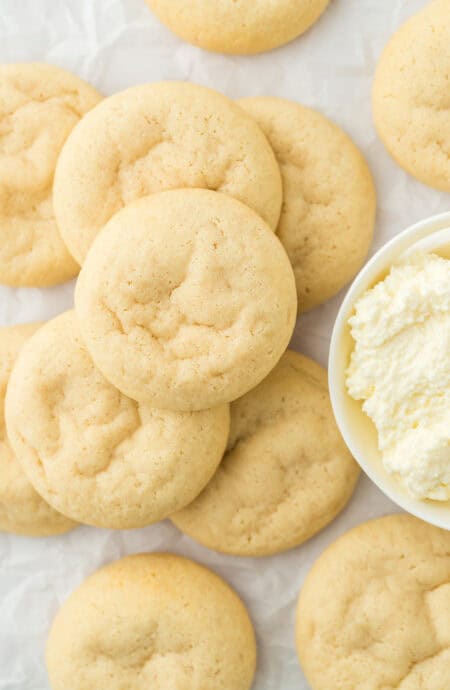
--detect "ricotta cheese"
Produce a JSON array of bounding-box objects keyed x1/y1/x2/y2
[{"x1": 346, "y1": 252, "x2": 450, "y2": 500}]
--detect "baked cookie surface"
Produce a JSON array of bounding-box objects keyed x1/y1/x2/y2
[
  {"x1": 239, "y1": 97, "x2": 376, "y2": 311},
  {"x1": 54, "y1": 81, "x2": 282, "y2": 264},
  {"x1": 146, "y1": 0, "x2": 330, "y2": 55},
  {"x1": 46, "y1": 552, "x2": 256, "y2": 690},
  {"x1": 373, "y1": 0, "x2": 450, "y2": 191},
  {"x1": 296, "y1": 514, "x2": 450, "y2": 690},
  {"x1": 0, "y1": 63, "x2": 101, "y2": 286},
  {"x1": 0, "y1": 323, "x2": 76, "y2": 536},
  {"x1": 5, "y1": 311, "x2": 230, "y2": 529},
  {"x1": 75, "y1": 190, "x2": 297, "y2": 411},
  {"x1": 172, "y1": 350, "x2": 359, "y2": 556}
]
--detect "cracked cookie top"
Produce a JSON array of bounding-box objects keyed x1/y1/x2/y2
[
  {"x1": 53, "y1": 80, "x2": 283, "y2": 264},
  {"x1": 0, "y1": 62, "x2": 101, "y2": 286},
  {"x1": 172, "y1": 350, "x2": 359, "y2": 556},
  {"x1": 0, "y1": 322, "x2": 76, "y2": 536},
  {"x1": 296, "y1": 514, "x2": 450, "y2": 690},
  {"x1": 239, "y1": 97, "x2": 376, "y2": 311},
  {"x1": 75, "y1": 189, "x2": 297, "y2": 411},
  {"x1": 373, "y1": 0, "x2": 450, "y2": 191},
  {"x1": 46, "y1": 553, "x2": 256, "y2": 690},
  {"x1": 4, "y1": 311, "x2": 230, "y2": 529}
]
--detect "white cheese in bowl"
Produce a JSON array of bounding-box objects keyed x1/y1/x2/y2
[{"x1": 346, "y1": 252, "x2": 450, "y2": 500}]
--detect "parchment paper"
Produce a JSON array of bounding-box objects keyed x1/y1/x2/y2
[{"x1": 0, "y1": 1, "x2": 449, "y2": 688}]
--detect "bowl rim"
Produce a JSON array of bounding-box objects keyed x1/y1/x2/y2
[{"x1": 328, "y1": 210, "x2": 450, "y2": 530}]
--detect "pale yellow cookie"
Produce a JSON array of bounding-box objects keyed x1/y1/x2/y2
[
  {"x1": 46, "y1": 552, "x2": 256, "y2": 690},
  {"x1": 239, "y1": 97, "x2": 376, "y2": 311},
  {"x1": 172, "y1": 351, "x2": 359, "y2": 556},
  {"x1": 53, "y1": 81, "x2": 283, "y2": 264},
  {"x1": 75, "y1": 189, "x2": 297, "y2": 411},
  {"x1": 373, "y1": 0, "x2": 450, "y2": 191},
  {"x1": 146, "y1": 0, "x2": 330, "y2": 55},
  {"x1": 0, "y1": 63, "x2": 101, "y2": 286},
  {"x1": 296, "y1": 514, "x2": 450, "y2": 690},
  {"x1": 5, "y1": 312, "x2": 230, "y2": 529},
  {"x1": 0, "y1": 323, "x2": 75, "y2": 536}
]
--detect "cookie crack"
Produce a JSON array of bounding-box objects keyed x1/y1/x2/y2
[
  {"x1": 94, "y1": 635, "x2": 195, "y2": 673},
  {"x1": 390, "y1": 647, "x2": 449, "y2": 689},
  {"x1": 98, "y1": 240, "x2": 241, "y2": 371},
  {"x1": 4, "y1": 88, "x2": 87, "y2": 117}
]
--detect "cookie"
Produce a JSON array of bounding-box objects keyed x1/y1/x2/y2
[
  {"x1": 239, "y1": 97, "x2": 376, "y2": 311},
  {"x1": 53, "y1": 81, "x2": 283, "y2": 264},
  {"x1": 296, "y1": 514, "x2": 450, "y2": 690},
  {"x1": 373, "y1": 0, "x2": 450, "y2": 191},
  {"x1": 75, "y1": 189, "x2": 297, "y2": 411},
  {"x1": 5, "y1": 312, "x2": 230, "y2": 529},
  {"x1": 145, "y1": 0, "x2": 330, "y2": 55},
  {"x1": 0, "y1": 63, "x2": 101, "y2": 286},
  {"x1": 46, "y1": 552, "x2": 256, "y2": 690},
  {"x1": 172, "y1": 351, "x2": 359, "y2": 556},
  {"x1": 0, "y1": 323, "x2": 75, "y2": 536}
]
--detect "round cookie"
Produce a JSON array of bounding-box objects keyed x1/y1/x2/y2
[
  {"x1": 5, "y1": 311, "x2": 230, "y2": 529},
  {"x1": 239, "y1": 97, "x2": 376, "y2": 311},
  {"x1": 296, "y1": 514, "x2": 450, "y2": 690},
  {"x1": 46, "y1": 552, "x2": 256, "y2": 690},
  {"x1": 172, "y1": 350, "x2": 360, "y2": 556},
  {"x1": 53, "y1": 81, "x2": 283, "y2": 264},
  {"x1": 75, "y1": 189, "x2": 297, "y2": 411},
  {"x1": 145, "y1": 0, "x2": 330, "y2": 55},
  {"x1": 0, "y1": 323, "x2": 75, "y2": 536},
  {"x1": 0, "y1": 63, "x2": 101, "y2": 286},
  {"x1": 373, "y1": 0, "x2": 450, "y2": 191}
]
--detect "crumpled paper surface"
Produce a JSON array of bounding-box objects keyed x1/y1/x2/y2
[{"x1": 0, "y1": 1, "x2": 448, "y2": 688}]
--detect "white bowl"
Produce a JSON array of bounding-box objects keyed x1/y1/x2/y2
[{"x1": 329, "y1": 211, "x2": 450, "y2": 530}]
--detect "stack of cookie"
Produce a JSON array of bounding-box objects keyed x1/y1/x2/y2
[
  {"x1": 1, "y1": 62, "x2": 375, "y2": 690},
  {"x1": 1, "y1": 65, "x2": 377, "y2": 543}
]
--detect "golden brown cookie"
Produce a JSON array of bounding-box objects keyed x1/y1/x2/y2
[
  {"x1": 46, "y1": 553, "x2": 257, "y2": 690},
  {"x1": 5, "y1": 312, "x2": 230, "y2": 529},
  {"x1": 172, "y1": 351, "x2": 360, "y2": 556},
  {"x1": 54, "y1": 81, "x2": 283, "y2": 264},
  {"x1": 0, "y1": 63, "x2": 101, "y2": 286},
  {"x1": 296, "y1": 514, "x2": 450, "y2": 689},
  {"x1": 239, "y1": 97, "x2": 376, "y2": 310},
  {"x1": 145, "y1": 0, "x2": 330, "y2": 55},
  {"x1": 0, "y1": 323, "x2": 76, "y2": 536},
  {"x1": 373, "y1": 0, "x2": 450, "y2": 191},
  {"x1": 75, "y1": 189, "x2": 297, "y2": 411}
]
